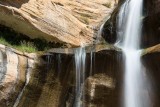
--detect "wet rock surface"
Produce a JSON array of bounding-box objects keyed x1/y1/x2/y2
[
  {"x1": 0, "y1": 43, "x2": 159, "y2": 107},
  {"x1": 141, "y1": 0, "x2": 160, "y2": 48},
  {"x1": 84, "y1": 74, "x2": 115, "y2": 107},
  {"x1": 0, "y1": 44, "x2": 36, "y2": 107},
  {"x1": 4, "y1": 47, "x2": 122, "y2": 107},
  {"x1": 142, "y1": 51, "x2": 160, "y2": 107}
]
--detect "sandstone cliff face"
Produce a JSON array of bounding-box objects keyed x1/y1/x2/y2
[
  {"x1": 15, "y1": 49, "x2": 122, "y2": 107},
  {"x1": 0, "y1": 44, "x2": 122, "y2": 107},
  {"x1": 0, "y1": 44, "x2": 36, "y2": 107},
  {"x1": 0, "y1": 0, "x2": 116, "y2": 47},
  {"x1": 1, "y1": 44, "x2": 160, "y2": 107}
]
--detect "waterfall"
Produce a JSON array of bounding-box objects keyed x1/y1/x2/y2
[
  {"x1": 74, "y1": 47, "x2": 86, "y2": 107},
  {"x1": 116, "y1": 0, "x2": 151, "y2": 107}
]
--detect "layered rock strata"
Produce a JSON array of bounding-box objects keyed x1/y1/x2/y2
[
  {"x1": 0, "y1": 0, "x2": 116, "y2": 46},
  {"x1": 0, "y1": 43, "x2": 160, "y2": 107},
  {"x1": 0, "y1": 44, "x2": 36, "y2": 107}
]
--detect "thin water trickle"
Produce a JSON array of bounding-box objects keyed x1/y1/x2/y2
[
  {"x1": 58, "y1": 54, "x2": 61, "y2": 77},
  {"x1": 116, "y1": 0, "x2": 151, "y2": 107},
  {"x1": 0, "y1": 51, "x2": 4, "y2": 81},
  {"x1": 74, "y1": 47, "x2": 86, "y2": 107},
  {"x1": 90, "y1": 52, "x2": 93, "y2": 76},
  {"x1": 13, "y1": 59, "x2": 31, "y2": 107}
]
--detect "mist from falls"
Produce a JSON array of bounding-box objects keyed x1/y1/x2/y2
[{"x1": 116, "y1": 0, "x2": 151, "y2": 107}]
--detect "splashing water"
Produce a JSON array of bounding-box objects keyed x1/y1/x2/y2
[{"x1": 116, "y1": 0, "x2": 151, "y2": 107}]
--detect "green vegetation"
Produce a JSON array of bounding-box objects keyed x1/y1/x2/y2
[
  {"x1": 78, "y1": 16, "x2": 89, "y2": 25},
  {"x1": 0, "y1": 25, "x2": 63, "y2": 53},
  {"x1": 102, "y1": 2, "x2": 112, "y2": 8},
  {"x1": 0, "y1": 37, "x2": 10, "y2": 46},
  {"x1": 15, "y1": 41, "x2": 37, "y2": 53}
]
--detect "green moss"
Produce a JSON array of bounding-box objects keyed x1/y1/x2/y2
[
  {"x1": 102, "y1": 2, "x2": 112, "y2": 8},
  {"x1": 0, "y1": 25, "x2": 63, "y2": 53},
  {"x1": 78, "y1": 12, "x2": 93, "y2": 18},
  {"x1": 78, "y1": 16, "x2": 89, "y2": 24}
]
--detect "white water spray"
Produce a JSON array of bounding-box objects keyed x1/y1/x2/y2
[{"x1": 116, "y1": 0, "x2": 151, "y2": 107}]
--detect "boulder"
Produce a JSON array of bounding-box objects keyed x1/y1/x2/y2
[
  {"x1": 0, "y1": 0, "x2": 116, "y2": 47},
  {"x1": 84, "y1": 74, "x2": 115, "y2": 107}
]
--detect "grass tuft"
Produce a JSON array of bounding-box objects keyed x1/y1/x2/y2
[{"x1": 15, "y1": 41, "x2": 37, "y2": 53}]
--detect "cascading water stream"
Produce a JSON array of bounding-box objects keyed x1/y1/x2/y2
[
  {"x1": 116, "y1": 0, "x2": 151, "y2": 107},
  {"x1": 74, "y1": 47, "x2": 86, "y2": 107}
]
